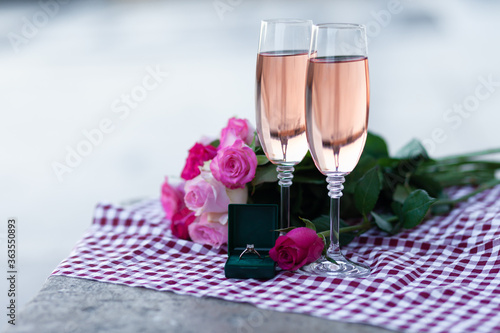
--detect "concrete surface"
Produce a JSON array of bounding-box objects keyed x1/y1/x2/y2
[{"x1": 3, "y1": 275, "x2": 396, "y2": 333}]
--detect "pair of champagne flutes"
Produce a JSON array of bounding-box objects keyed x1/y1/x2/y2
[{"x1": 256, "y1": 19, "x2": 370, "y2": 277}]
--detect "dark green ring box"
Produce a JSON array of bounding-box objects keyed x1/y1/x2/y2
[{"x1": 224, "y1": 204, "x2": 278, "y2": 279}]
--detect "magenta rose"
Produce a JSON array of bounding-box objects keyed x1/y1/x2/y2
[
  {"x1": 184, "y1": 171, "x2": 230, "y2": 216},
  {"x1": 269, "y1": 227, "x2": 324, "y2": 271},
  {"x1": 220, "y1": 117, "x2": 255, "y2": 147},
  {"x1": 188, "y1": 213, "x2": 228, "y2": 248},
  {"x1": 160, "y1": 177, "x2": 185, "y2": 220},
  {"x1": 181, "y1": 143, "x2": 217, "y2": 180},
  {"x1": 210, "y1": 139, "x2": 258, "y2": 189},
  {"x1": 170, "y1": 207, "x2": 197, "y2": 240}
]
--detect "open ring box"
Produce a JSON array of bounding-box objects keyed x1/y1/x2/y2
[{"x1": 224, "y1": 204, "x2": 278, "y2": 279}]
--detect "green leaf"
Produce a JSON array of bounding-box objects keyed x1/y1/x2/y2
[
  {"x1": 395, "y1": 138, "x2": 429, "y2": 160},
  {"x1": 339, "y1": 220, "x2": 356, "y2": 246},
  {"x1": 318, "y1": 219, "x2": 356, "y2": 246},
  {"x1": 326, "y1": 257, "x2": 339, "y2": 265},
  {"x1": 371, "y1": 211, "x2": 393, "y2": 233},
  {"x1": 402, "y1": 190, "x2": 436, "y2": 229},
  {"x1": 299, "y1": 217, "x2": 317, "y2": 232},
  {"x1": 431, "y1": 203, "x2": 452, "y2": 215},
  {"x1": 256, "y1": 155, "x2": 269, "y2": 166},
  {"x1": 275, "y1": 226, "x2": 296, "y2": 233},
  {"x1": 382, "y1": 171, "x2": 405, "y2": 192},
  {"x1": 311, "y1": 215, "x2": 330, "y2": 232},
  {"x1": 436, "y1": 172, "x2": 495, "y2": 187},
  {"x1": 209, "y1": 139, "x2": 220, "y2": 148},
  {"x1": 253, "y1": 145, "x2": 265, "y2": 156},
  {"x1": 409, "y1": 174, "x2": 444, "y2": 199},
  {"x1": 251, "y1": 164, "x2": 277, "y2": 186},
  {"x1": 391, "y1": 201, "x2": 402, "y2": 217},
  {"x1": 377, "y1": 157, "x2": 401, "y2": 168},
  {"x1": 294, "y1": 151, "x2": 317, "y2": 170},
  {"x1": 318, "y1": 233, "x2": 327, "y2": 255},
  {"x1": 345, "y1": 155, "x2": 377, "y2": 193},
  {"x1": 393, "y1": 184, "x2": 411, "y2": 204},
  {"x1": 354, "y1": 166, "x2": 381, "y2": 215},
  {"x1": 249, "y1": 131, "x2": 258, "y2": 151},
  {"x1": 363, "y1": 132, "x2": 389, "y2": 159}
]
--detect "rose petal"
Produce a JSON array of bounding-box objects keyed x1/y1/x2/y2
[
  {"x1": 188, "y1": 214, "x2": 228, "y2": 248},
  {"x1": 286, "y1": 227, "x2": 322, "y2": 249},
  {"x1": 184, "y1": 172, "x2": 230, "y2": 216},
  {"x1": 181, "y1": 143, "x2": 217, "y2": 180},
  {"x1": 170, "y1": 208, "x2": 197, "y2": 240},
  {"x1": 306, "y1": 236, "x2": 325, "y2": 264},
  {"x1": 269, "y1": 228, "x2": 325, "y2": 271},
  {"x1": 210, "y1": 140, "x2": 257, "y2": 189},
  {"x1": 160, "y1": 177, "x2": 185, "y2": 220}
]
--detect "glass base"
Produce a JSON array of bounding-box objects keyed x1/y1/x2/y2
[{"x1": 299, "y1": 253, "x2": 370, "y2": 278}]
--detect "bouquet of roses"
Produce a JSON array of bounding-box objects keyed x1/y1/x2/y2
[
  {"x1": 161, "y1": 117, "x2": 258, "y2": 248},
  {"x1": 161, "y1": 117, "x2": 500, "y2": 270}
]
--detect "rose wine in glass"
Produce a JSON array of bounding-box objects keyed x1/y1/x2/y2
[
  {"x1": 301, "y1": 24, "x2": 371, "y2": 277},
  {"x1": 256, "y1": 19, "x2": 312, "y2": 231}
]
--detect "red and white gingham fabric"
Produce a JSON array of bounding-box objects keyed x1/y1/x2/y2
[{"x1": 52, "y1": 186, "x2": 500, "y2": 333}]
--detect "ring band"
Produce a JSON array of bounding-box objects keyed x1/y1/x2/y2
[{"x1": 239, "y1": 244, "x2": 262, "y2": 260}]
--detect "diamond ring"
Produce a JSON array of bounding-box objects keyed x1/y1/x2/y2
[{"x1": 239, "y1": 244, "x2": 262, "y2": 260}]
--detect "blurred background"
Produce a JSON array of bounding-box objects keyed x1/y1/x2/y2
[{"x1": 1, "y1": 0, "x2": 499, "y2": 309}]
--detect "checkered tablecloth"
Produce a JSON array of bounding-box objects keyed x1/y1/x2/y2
[{"x1": 52, "y1": 186, "x2": 500, "y2": 333}]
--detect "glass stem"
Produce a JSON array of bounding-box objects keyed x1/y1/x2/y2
[
  {"x1": 326, "y1": 173, "x2": 345, "y2": 258},
  {"x1": 280, "y1": 185, "x2": 290, "y2": 232},
  {"x1": 277, "y1": 165, "x2": 294, "y2": 232}
]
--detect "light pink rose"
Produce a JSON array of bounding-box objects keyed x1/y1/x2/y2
[
  {"x1": 269, "y1": 227, "x2": 324, "y2": 271},
  {"x1": 181, "y1": 143, "x2": 217, "y2": 181},
  {"x1": 220, "y1": 118, "x2": 255, "y2": 148},
  {"x1": 210, "y1": 139, "x2": 258, "y2": 189},
  {"x1": 188, "y1": 213, "x2": 228, "y2": 248},
  {"x1": 184, "y1": 171, "x2": 230, "y2": 216},
  {"x1": 204, "y1": 212, "x2": 228, "y2": 225},
  {"x1": 219, "y1": 129, "x2": 239, "y2": 149},
  {"x1": 226, "y1": 187, "x2": 248, "y2": 213},
  {"x1": 160, "y1": 177, "x2": 185, "y2": 220}
]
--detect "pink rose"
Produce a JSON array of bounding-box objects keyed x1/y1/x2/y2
[
  {"x1": 188, "y1": 213, "x2": 228, "y2": 248},
  {"x1": 181, "y1": 143, "x2": 217, "y2": 180},
  {"x1": 184, "y1": 171, "x2": 230, "y2": 216},
  {"x1": 269, "y1": 227, "x2": 324, "y2": 271},
  {"x1": 220, "y1": 118, "x2": 255, "y2": 148},
  {"x1": 160, "y1": 177, "x2": 185, "y2": 220},
  {"x1": 170, "y1": 207, "x2": 196, "y2": 240},
  {"x1": 210, "y1": 139, "x2": 258, "y2": 189}
]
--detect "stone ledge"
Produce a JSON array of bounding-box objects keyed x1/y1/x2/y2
[{"x1": 3, "y1": 275, "x2": 396, "y2": 333}]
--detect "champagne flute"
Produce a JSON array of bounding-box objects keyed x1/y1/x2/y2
[
  {"x1": 255, "y1": 19, "x2": 312, "y2": 231},
  {"x1": 301, "y1": 23, "x2": 371, "y2": 277}
]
